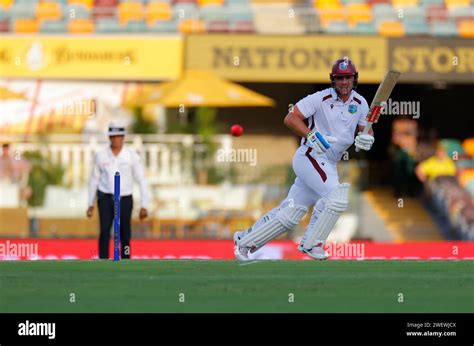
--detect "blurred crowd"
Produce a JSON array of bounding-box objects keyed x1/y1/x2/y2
[{"x1": 389, "y1": 118, "x2": 474, "y2": 239}]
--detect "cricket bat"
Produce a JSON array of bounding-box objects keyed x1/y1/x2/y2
[{"x1": 356, "y1": 70, "x2": 401, "y2": 152}]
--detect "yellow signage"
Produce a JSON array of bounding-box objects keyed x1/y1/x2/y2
[
  {"x1": 0, "y1": 36, "x2": 183, "y2": 80},
  {"x1": 389, "y1": 38, "x2": 474, "y2": 83},
  {"x1": 185, "y1": 35, "x2": 387, "y2": 83}
]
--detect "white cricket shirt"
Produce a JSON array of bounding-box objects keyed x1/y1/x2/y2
[
  {"x1": 88, "y1": 146, "x2": 150, "y2": 209},
  {"x1": 296, "y1": 87, "x2": 369, "y2": 163}
]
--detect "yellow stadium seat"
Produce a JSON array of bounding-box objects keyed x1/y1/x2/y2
[
  {"x1": 347, "y1": 3, "x2": 372, "y2": 28},
  {"x1": 118, "y1": 2, "x2": 144, "y2": 25},
  {"x1": 197, "y1": 0, "x2": 224, "y2": 6},
  {"x1": 458, "y1": 20, "x2": 474, "y2": 37},
  {"x1": 379, "y1": 20, "x2": 405, "y2": 36},
  {"x1": 445, "y1": 0, "x2": 470, "y2": 9},
  {"x1": 463, "y1": 138, "x2": 474, "y2": 156},
  {"x1": 459, "y1": 169, "x2": 474, "y2": 187},
  {"x1": 146, "y1": 2, "x2": 172, "y2": 25},
  {"x1": 318, "y1": 5, "x2": 345, "y2": 28},
  {"x1": 68, "y1": 18, "x2": 94, "y2": 33},
  {"x1": 14, "y1": 18, "x2": 39, "y2": 33},
  {"x1": 68, "y1": 0, "x2": 94, "y2": 9},
  {"x1": 36, "y1": 2, "x2": 63, "y2": 22},
  {"x1": 252, "y1": 0, "x2": 304, "y2": 2},
  {"x1": 392, "y1": 0, "x2": 418, "y2": 8},
  {"x1": 314, "y1": 0, "x2": 341, "y2": 8},
  {"x1": 0, "y1": 0, "x2": 13, "y2": 10},
  {"x1": 179, "y1": 18, "x2": 205, "y2": 33}
]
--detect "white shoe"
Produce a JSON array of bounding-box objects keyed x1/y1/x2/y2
[
  {"x1": 297, "y1": 243, "x2": 329, "y2": 260},
  {"x1": 234, "y1": 231, "x2": 250, "y2": 261}
]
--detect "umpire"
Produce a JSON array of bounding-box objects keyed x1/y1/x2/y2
[{"x1": 87, "y1": 123, "x2": 149, "y2": 259}]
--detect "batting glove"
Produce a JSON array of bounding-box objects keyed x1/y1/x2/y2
[
  {"x1": 307, "y1": 130, "x2": 337, "y2": 154},
  {"x1": 355, "y1": 132, "x2": 375, "y2": 151}
]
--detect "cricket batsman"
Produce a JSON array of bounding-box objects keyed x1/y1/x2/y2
[{"x1": 234, "y1": 58, "x2": 375, "y2": 260}]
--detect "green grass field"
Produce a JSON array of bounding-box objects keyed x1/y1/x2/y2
[{"x1": 0, "y1": 260, "x2": 473, "y2": 313}]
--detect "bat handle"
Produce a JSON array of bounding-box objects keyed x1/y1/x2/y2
[{"x1": 315, "y1": 132, "x2": 331, "y2": 150}]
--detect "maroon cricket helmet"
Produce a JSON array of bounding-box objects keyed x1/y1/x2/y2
[{"x1": 330, "y1": 58, "x2": 358, "y2": 89}]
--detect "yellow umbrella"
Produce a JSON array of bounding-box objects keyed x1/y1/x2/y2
[
  {"x1": 122, "y1": 83, "x2": 165, "y2": 108},
  {"x1": 0, "y1": 86, "x2": 28, "y2": 100},
  {"x1": 124, "y1": 70, "x2": 275, "y2": 108}
]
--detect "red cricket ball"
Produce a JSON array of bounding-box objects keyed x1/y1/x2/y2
[{"x1": 230, "y1": 124, "x2": 243, "y2": 137}]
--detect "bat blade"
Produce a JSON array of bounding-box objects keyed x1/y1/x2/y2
[
  {"x1": 356, "y1": 70, "x2": 401, "y2": 152},
  {"x1": 366, "y1": 70, "x2": 401, "y2": 124}
]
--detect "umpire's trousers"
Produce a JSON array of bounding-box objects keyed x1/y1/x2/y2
[{"x1": 97, "y1": 190, "x2": 133, "y2": 259}]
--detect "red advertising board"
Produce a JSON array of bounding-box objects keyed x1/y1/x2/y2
[{"x1": 0, "y1": 239, "x2": 473, "y2": 260}]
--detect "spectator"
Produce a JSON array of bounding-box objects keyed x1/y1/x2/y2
[
  {"x1": 390, "y1": 118, "x2": 418, "y2": 197},
  {"x1": 0, "y1": 143, "x2": 14, "y2": 181},
  {"x1": 0, "y1": 143, "x2": 32, "y2": 205},
  {"x1": 391, "y1": 143, "x2": 418, "y2": 197},
  {"x1": 416, "y1": 143, "x2": 456, "y2": 183}
]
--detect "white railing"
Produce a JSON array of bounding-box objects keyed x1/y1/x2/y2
[{"x1": 3, "y1": 134, "x2": 233, "y2": 188}]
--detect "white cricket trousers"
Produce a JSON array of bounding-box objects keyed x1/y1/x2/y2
[{"x1": 252, "y1": 145, "x2": 340, "y2": 232}]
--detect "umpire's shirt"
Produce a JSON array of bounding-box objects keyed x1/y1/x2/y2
[{"x1": 88, "y1": 146, "x2": 149, "y2": 259}]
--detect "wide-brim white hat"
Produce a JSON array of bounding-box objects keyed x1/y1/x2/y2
[{"x1": 108, "y1": 123, "x2": 126, "y2": 136}]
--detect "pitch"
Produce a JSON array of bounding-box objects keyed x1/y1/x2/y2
[{"x1": 1, "y1": 260, "x2": 472, "y2": 313}]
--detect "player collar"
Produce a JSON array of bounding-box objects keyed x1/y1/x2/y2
[{"x1": 331, "y1": 88, "x2": 355, "y2": 104}]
